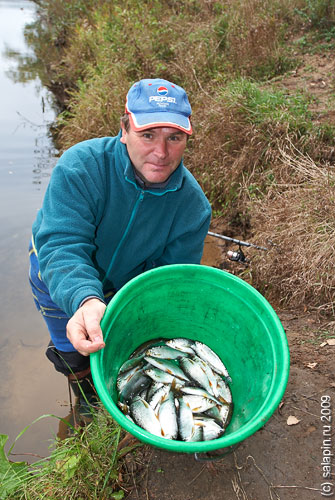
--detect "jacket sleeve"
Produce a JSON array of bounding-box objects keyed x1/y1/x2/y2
[{"x1": 32, "y1": 145, "x2": 107, "y2": 317}]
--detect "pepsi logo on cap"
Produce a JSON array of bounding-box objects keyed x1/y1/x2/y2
[{"x1": 157, "y1": 86, "x2": 168, "y2": 96}]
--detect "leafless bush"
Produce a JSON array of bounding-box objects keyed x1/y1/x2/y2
[{"x1": 250, "y1": 144, "x2": 335, "y2": 314}]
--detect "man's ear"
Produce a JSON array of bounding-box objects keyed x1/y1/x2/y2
[{"x1": 120, "y1": 121, "x2": 127, "y2": 144}]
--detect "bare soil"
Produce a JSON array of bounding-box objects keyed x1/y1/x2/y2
[
  {"x1": 276, "y1": 50, "x2": 335, "y2": 127},
  {"x1": 119, "y1": 200, "x2": 335, "y2": 499}
]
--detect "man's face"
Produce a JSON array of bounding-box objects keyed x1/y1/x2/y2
[{"x1": 120, "y1": 123, "x2": 188, "y2": 184}]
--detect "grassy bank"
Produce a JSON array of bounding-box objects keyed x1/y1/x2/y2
[
  {"x1": 1, "y1": 406, "x2": 140, "y2": 499},
  {"x1": 23, "y1": 0, "x2": 335, "y2": 311}
]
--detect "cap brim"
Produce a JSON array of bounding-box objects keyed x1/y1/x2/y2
[{"x1": 127, "y1": 111, "x2": 192, "y2": 135}]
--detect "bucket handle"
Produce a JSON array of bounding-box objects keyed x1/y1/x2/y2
[{"x1": 194, "y1": 441, "x2": 242, "y2": 462}]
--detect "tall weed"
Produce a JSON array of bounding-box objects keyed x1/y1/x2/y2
[
  {"x1": 3, "y1": 407, "x2": 137, "y2": 499},
  {"x1": 250, "y1": 146, "x2": 335, "y2": 314}
]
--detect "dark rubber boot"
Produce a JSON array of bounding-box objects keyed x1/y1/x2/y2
[{"x1": 68, "y1": 369, "x2": 99, "y2": 419}]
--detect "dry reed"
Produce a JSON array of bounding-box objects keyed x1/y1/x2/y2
[{"x1": 250, "y1": 142, "x2": 335, "y2": 314}]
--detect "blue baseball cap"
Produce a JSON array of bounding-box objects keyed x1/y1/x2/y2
[{"x1": 125, "y1": 78, "x2": 192, "y2": 135}]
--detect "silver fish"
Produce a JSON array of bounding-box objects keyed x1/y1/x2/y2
[
  {"x1": 181, "y1": 394, "x2": 216, "y2": 413},
  {"x1": 116, "y1": 363, "x2": 143, "y2": 392},
  {"x1": 194, "y1": 341, "x2": 231, "y2": 381},
  {"x1": 194, "y1": 416, "x2": 224, "y2": 440},
  {"x1": 146, "y1": 381, "x2": 164, "y2": 400},
  {"x1": 148, "y1": 384, "x2": 170, "y2": 410},
  {"x1": 188, "y1": 424, "x2": 203, "y2": 442},
  {"x1": 129, "y1": 396, "x2": 162, "y2": 437},
  {"x1": 158, "y1": 392, "x2": 178, "y2": 440},
  {"x1": 139, "y1": 388, "x2": 149, "y2": 400},
  {"x1": 116, "y1": 337, "x2": 234, "y2": 442},
  {"x1": 216, "y1": 376, "x2": 233, "y2": 404},
  {"x1": 204, "y1": 403, "x2": 232, "y2": 428},
  {"x1": 144, "y1": 367, "x2": 186, "y2": 387},
  {"x1": 204, "y1": 405, "x2": 221, "y2": 421},
  {"x1": 177, "y1": 398, "x2": 194, "y2": 441},
  {"x1": 180, "y1": 385, "x2": 221, "y2": 405},
  {"x1": 146, "y1": 345, "x2": 189, "y2": 360},
  {"x1": 144, "y1": 356, "x2": 190, "y2": 381},
  {"x1": 166, "y1": 338, "x2": 195, "y2": 355},
  {"x1": 129, "y1": 338, "x2": 165, "y2": 359},
  {"x1": 217, "y1": 403, "x2": 233, "y2": 428},
  {"x1": 179, "y1": 356, "x2": 213, "y2": 394},
  {"x1": 119, "y1": 355, "x2": 145, "y2": 374},
  {"x1": 119, "y1": 371, "x2": 151, "y2": 404},
  {"x1": 195, "y1": 355, "x2": 221, "y2": 398}
]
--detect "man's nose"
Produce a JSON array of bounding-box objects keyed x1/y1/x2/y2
[{"x1": 154, "y1": 138, "x2": 168, "y2": 158}]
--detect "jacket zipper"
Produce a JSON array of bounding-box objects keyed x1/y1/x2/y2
[{"x1": 102, "y1": 190, "x2": 144, "y2": 285}]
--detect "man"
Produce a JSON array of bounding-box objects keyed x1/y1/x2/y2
[{"x1": 29, "y1": 78, "x2": 211, "y2": 411}]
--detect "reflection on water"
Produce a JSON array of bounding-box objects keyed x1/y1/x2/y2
[{"x1": 0, "y1": 0, "x2": 69, "y2": 461}]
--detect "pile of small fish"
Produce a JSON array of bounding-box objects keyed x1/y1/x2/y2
[{"x1": 116, "y1": 338, "x2": 233, "y2": 442}]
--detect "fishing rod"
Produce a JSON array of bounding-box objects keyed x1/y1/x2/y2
[
  {"x1": 208, "y1": 232, "x2": 268, "y2": 251},
  {"x1": 207, "y1": 231, "x2": 268, "y2": 264}
]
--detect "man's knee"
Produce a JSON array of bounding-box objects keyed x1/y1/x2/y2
[{"x1": 45, "y1": 341, "x2": 90, "y2": 376}]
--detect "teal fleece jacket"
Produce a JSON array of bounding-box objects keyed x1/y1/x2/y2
[{"x1": 32, "y1": 132, "x2": 212, "y2": 318}]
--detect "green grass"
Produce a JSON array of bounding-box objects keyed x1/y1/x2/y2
[
  {"x1": 299, "y1": 329, "x2": 335, "y2": 345},
  {"x1": 223, "y1": 78, "x2": 314, "y2": 133},
  {"x1": 1, "y1": 408, "x2": 139, "y2": 500},
  {"x1": 294, "y1": 0, "x2": 335, "y2": 29},
  {"x1": 293, "y1": 28, "x2": 335, "y2": 53}
]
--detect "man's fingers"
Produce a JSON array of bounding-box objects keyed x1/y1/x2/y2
[
  {"x1": 66, "y1": 299, "x2": 106, "y2": 355},
  {"x1": 83, "y1": 315, "x2": 104, "y2": 344},
  {"x1": 82, "y1": 307, "x2": 106, "y2": 349},
  {"x1": 75, "y1": 338, "x2": 104, "y2": 356},
  {"x1": 67, "y1": 326, "x2": 105, "y2": 355}
]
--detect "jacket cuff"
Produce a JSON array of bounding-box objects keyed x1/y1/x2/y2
[{"x1": 79, "y1": 296, "x2": 106, "y2": 308}]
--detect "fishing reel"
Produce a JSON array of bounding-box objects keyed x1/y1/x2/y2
[
  {"x1": 227, "y1": 246, "x2": 248, "y2": 264},
  {"x1": 208, "y1": 231, "x2": 268, "y2": 266}
]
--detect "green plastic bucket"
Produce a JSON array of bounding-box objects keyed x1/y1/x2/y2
[{"x1": 91, "y1": 264, "x2": 290, "y2": 453}]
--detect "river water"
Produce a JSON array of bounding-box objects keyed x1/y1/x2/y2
[{"x1": 0, "y1": 0, "x2": 70, "y2": 460}]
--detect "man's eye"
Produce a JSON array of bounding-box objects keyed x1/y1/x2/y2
[{"x1": 143, "y1": 133, "x2": 153, "y2": 139}]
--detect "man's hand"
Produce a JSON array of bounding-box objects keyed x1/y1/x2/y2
[{"x1": 66, "y1": 298, "x2": 106, "y2": 356}]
